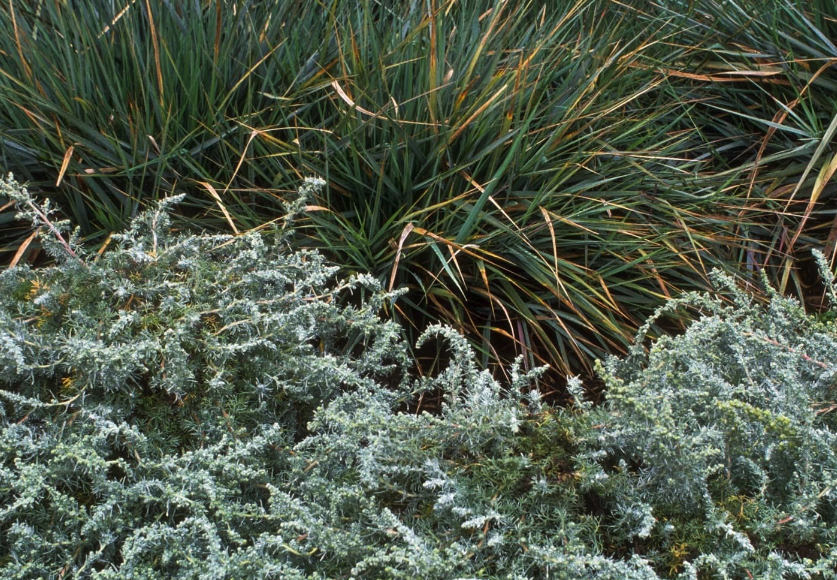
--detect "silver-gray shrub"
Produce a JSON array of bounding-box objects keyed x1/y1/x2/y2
[
  {"x1": 2, "y1": 173, "x2": 837, "y2": 578},
  {"x1": 591, "y1": 263, "x2": 837, "y2": 576}
]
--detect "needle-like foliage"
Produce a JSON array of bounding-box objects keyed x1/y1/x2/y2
[{"x1": 2, "y1": 176, "x2": 837, "y2": 578}]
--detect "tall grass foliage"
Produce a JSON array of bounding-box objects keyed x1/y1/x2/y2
[{"x1": 1, "y1": 0, "x2": 835, "y2": 379}]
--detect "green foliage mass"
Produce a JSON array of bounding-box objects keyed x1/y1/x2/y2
[
  {"x1": 3, "y1": 0, "x2": 836, "y2": 378},
  {"x1": 2, "y1": 175, "x2": 837, "y2": 578}
]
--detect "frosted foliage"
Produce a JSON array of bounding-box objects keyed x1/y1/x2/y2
[{"x1": 1, "y1": 176, "x2": 837, "y2": 578}]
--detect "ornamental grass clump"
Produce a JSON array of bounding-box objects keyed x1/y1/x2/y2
[
  {"x1": 8, "y1": 0, "x2": 836, "y2": 380},
  {"x1": 2, "y1": 174, "x2": 837, "y2": 578}
]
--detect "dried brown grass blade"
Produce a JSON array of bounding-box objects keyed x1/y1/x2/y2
[
  {"x1": 746, "y1": 59, "x2": 837, "y2": 202},
  {"x1": 660, "y1": 68, "x2": 789, "y2": 84},
  {"x1": 198, "y1": 181, "x2": 239, "y2": 234},
  {"x1": 331, "y1": 80, "x2": 379, "y2": 118},
  {"x1": 98, "y1": 0, "x2": 139, "y2": 38},
  {"x1": 447, "y1": 244, "x2": 466, "y2": 290},
  {"x1": 9, "y1": 230, "x2": 38, "y2": 268},
  {"x1": 94, "y1": 233, "x2": 114, "y2": 262},
  {"x1": 9, "y1": 0, "x2": 32, "y2": 82},
  {"x1": 224, "y1": 129, "x2": 260, "y2": 197},
  {"x1": 783, "y1": 111, "x2": 837, "y2": 257},
  {"x1": 539, "y1": 206, "x2": 572, "y2": 299},
  {"x1": 389, "y1": 222, "x2": 414, "y2": 291},
  {"x1": 411, "y1": 226, "x2": 508, "y2": 263},
  {"x1": 427, "y1": 0, "x2": 438, "y2": 122},
  {"x1": 214, "y1": 1, "x2": 222, "y2": 64},
  {"x1": 449, "y1": 85, "x2": 508, "y2": 144},
  {"x1": 56, "y1": 145, "x2": 74, "y2": 187},
  {"x1": 143, "y1": 0, "x2": 164, "y2": 100},
  {"x1": 787, "y1": 151, "x2": 837, "y2": 252}
]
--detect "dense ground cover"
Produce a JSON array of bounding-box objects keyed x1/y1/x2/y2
[
  {"x1": 2, "y1": 0, "x2": 836, "y2": 379},
  {"x1": 1, "y1": 177, "x2": 837, "y2": 578},
  {"x1": 3, "y1": 2, "x2": 837, "y2": 573}
]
